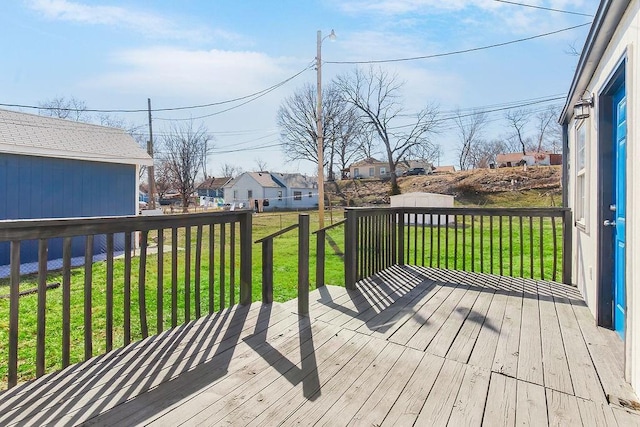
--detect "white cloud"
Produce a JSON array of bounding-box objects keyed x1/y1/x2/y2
[
  {"x1": 25, "y1": 0, "x2": 240, "y2": 42},
  {"x1": 89, "y1": 46, "x2": 304, "y2": 100}
]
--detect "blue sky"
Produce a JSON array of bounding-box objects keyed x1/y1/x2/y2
[{"x1": 1, "y1": 0, "x2": 595, "y2": 175}]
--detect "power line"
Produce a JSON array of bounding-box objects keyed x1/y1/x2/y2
[
  {"x1": 325, "y1": 22, "x2": 591, "y2": 65},
  {"x1": 154, "y1": 63, "x2": 314, "y2": 121},
  {"x1": 0, "y1": 64, "x2": 314, "y2": 114},
  {"x1": 493, "y1": 0, "x2": 594, "y2": 17}
]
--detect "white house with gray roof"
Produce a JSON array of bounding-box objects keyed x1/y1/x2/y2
[{"x1": 223, "y1": 171, "x2": 318, "y2": 211}]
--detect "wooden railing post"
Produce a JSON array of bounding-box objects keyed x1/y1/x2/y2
[
  {"x1": 397, "y1": 208, "x2": 405, "y2": 265},
  {"x1": 262, "y1": 239, "x2": 273, "y2": 304},
  {"x1": 239, "y1": 211, "x2": 253, "y2": 306},
  {"x1": 316, "y1": 228, "x2": 326, "y2": 288},
  {"x1": 298, "y1": 214, "x2": 310, "y2": 316},
  {"x1": 344, "y1": 209, "x2": 357, "y2": 290},
  {"x1": 562, "y1": 209, "x2": 573, "y2": 285}
]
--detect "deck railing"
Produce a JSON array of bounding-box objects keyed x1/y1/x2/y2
[
  {"x1": 344, "y1": 207, "x2": 572, "y2": 289},
  {"x1": 0, "y1": 211, "x2": 252, "y2": 389},
  {"x1": 255, "y1": 214, "x2": 310, "y2": 315}
]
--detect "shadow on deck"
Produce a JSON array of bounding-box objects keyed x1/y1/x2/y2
[{"x1": 1, "y1": 265, "x2": 639, "y2": 426}]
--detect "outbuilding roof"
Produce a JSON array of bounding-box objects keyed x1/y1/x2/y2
[{"x1": 0, "y1": 108, "x2": 153, "y2": 166}]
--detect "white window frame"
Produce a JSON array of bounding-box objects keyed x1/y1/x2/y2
[
  {"x1": 575, "y1": 120, "x2": 588, "y2": 228},
  {"x1": 278, "y1": 190, "x2": 282, "y2": 201},
  {"x1": 369, "y1": 167, "x2": 375, "y2": 177},
  {"x1": 294, "y1": 191, "x2": 302, "y2": 200},
  {"x1": 380, "y1": 167, "x2": 386, "y2": 176}
]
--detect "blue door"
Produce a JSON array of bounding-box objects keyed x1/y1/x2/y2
[{"x1": 613, "y1": 86, "x2": 627, "y2": 338}]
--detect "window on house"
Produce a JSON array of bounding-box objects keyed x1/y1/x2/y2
[
  {"x1": 354, "y1": 168, "x2": 359, "y2": 177},
  {"x1": 308, "y1": 191, "x2": 312, "y2": 198},
  {"x1": 369, "y1": 167, "x2": 374, "y2": 176},
  {"x1": 380, "y1": 167, "x2": 386, "y2": 176},
  {"x1": 248, "y1": 190, "x2": 253, "y2": 199},
  {"x1": 233, "y1": 190, "x2": 238, "y2": 200},
  {"x1": 575, "y1": 121, "x2": 587, "y2": 225},
  {"x1": 278, "y1": 190, "x2": 282, "y2": 201},
  {"x1": 294, "y1": 191, "x2": 302, "y2": 200}
]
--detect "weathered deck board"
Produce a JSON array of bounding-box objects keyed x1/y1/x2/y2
[{"x1": 2, "y1": 266, "x2": 638, "y2": 427}]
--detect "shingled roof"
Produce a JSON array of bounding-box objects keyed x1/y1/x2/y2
[{"x1": 0, "y1": 108, "x2": 153, "y2": 166}]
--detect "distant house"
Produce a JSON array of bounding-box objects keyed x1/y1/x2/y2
[
  {"x1": 349, "y1": 157, "x2": 389, "y2": 179},
  {"x1": 0, "y1": 108, "x2": 153, "y2": 272},
  {"x1": 496, "y1": 151, "x2": 562, "y2": 168},
  {"x1": 223, "y1": 171, "x2": 317, "y2": 211},
  {"x1": 197, "y1": 176, "x2": 231, "y2": 198}
]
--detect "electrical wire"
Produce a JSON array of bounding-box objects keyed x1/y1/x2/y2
[
  {"x1": 0, "y1": 63, "x2": 314, "y2": 114},
  {"x1": 493, "y1": 0, "x2": 594, "y2": 17},
  {"x1": 325, "y1": 23, "x2": 591, "y2": 65}
]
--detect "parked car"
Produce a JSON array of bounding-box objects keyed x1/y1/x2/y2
[{"x1": 402, "y1": 167, "x2": 426, "y2": 176}]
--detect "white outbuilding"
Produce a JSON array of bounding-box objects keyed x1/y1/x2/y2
[{"x1": 390, "y1": 192, "x2": 455, "y2": 225}]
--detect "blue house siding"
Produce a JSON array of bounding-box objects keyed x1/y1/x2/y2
[{"x1": 0, "y1": 153, "x2": 136, "y2": 268}]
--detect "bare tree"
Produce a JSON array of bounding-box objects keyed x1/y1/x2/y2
[
  {"x1": 469, "y1": 139, "x2": 508, "y2": 168},
  {"x1": 254, "y1": 158, "x2": 268, "y2": 172},
  {"x1": 154, "y1": 159, "x2": 174, "y2": 201},
  {"x1": 277, "y1": 82, "x2": 355, "y2": 177},
  {"x1": 336, "y1": 66, "x2": 439, "y2": 194},
  {"x1": 38, "y1": 96, "x2": 90, "y2": 122},
  {"x1": 219, "y1": 163, "x2": 243, "y2": 178},
  {"x1": 454, "y1": 109, "x2": 488, "y2": 171},
  {"x1": 326, "y1": 105, "x2": 362, "y2": 180},
  {"x1": 162, "y1": 121, "x2": 212, "y2": 211},
  {"x1": 534, "y1": 105, "x2": 561, "y2": 152},
  {"x1": 505, "y1": 109, "x2": 531, "y2": 155}
]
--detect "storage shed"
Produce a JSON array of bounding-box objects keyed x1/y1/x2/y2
[
  {"x1": 0, "y1": 108, "x2": 153, "y2": 273},
  {"x1": 390, "y1": 192, "x2": 455, "y2": 225}
]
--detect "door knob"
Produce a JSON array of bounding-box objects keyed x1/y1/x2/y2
[{"x1": 604, "y1": 219, "x2": 616, "y2": 227}]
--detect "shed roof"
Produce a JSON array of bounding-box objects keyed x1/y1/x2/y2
[
  {"x1": 198, "y1": 176, "x2": 232, "y2": 190},
  {"x1": 272, "y1": 173, "x2": 316, "y2": 189},
  {"x1": 0, "y1": 108, "x2": 153, "y2": 166},
  {"x1": 351, "y1": 157, "x2": 386, "y2": 167}
]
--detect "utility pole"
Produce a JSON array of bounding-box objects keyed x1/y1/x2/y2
[
  {"x1": 316, "y1": 30, "x2": 325, "y2": 229},
  {"x1": 147, "y1": 98, "x2": 156, "y2": 209}
]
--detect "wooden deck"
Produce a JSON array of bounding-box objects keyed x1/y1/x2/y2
[{"x1": 1, "y1": 265, "x2": 639, "y2": 426}]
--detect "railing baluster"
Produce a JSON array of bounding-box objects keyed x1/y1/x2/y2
[
  {"x1": 316, "y1": 229, "x2": 326, "y2": 288},
  {"x1": 171, "y1": 228, "x2": 178, "y2": 327},
  {"x1": 84, "y1": 235, "x2": 94, "y2": 360},
  {"x1": 230, "y1": 222, "x2": 236, "y2": 306},
  {"x1": 185, "y1": 226, "x2": 191, "y2": 323},
  {"x1": 239, "y1": 213, "x2": 252, "y2": 306},
  {"x1": 413, "y1": 213, "x2": 418, "y2": 266},
  {"x1": 421, "y1": 213, "x2": 426, "y2": 267},
  {"x1": 479, "y1": 216, "x2": 484, "y2": 272},
  {"x1": 462, "y1": 215, "x2": 466, "y2": 271},
  {"x1": 519, "y1": 216, "x2": 524, "y2": 278},
  {"x1": 106, "y1": 234, "x2": 114, "y2": 351},
  {"x1": 552, "y1": 216, "x2": 558, "y2": 282},
  {"x1": 429, "y1": 214, "x2": 434, "y2": 267},
  {"x1": 62, "y1": 237, "x2": 72, "y2": 368},
  {"x1": 471, "y1": 215, "x2": 475, "y2": 273},
  {"x1": 539, "y1": 217, "x2": 544, "y2": 280},
  {"x1": 454, "y1": 214, "x2": 458, "y2": 270},
  {"x1": 298, "y1": 214, "x2": 310, "y2": 316},
  {"x1": 529, "y1": 216, "x2": 534, "y2": 279},
  {"x1": 156, "y1": 229, "x2": 163, "y2": 333},
  {"x1": 8, "y1": 241, "x2": 20, "y2": 388},
  {"x1": 499, "y1": 216, "x2": 503, "y2": 276},
  {"x1": 489, "y1": 216, "x2": 494, "y2": 274},
  {"x1": 220, "y1": 223, "x2": 226, "y2": 310},
  {"x1": 445, "y1": 213, "x2": 449, "y2": 270},
  {"x1": 262, "y1": 238, "x2": 273, "y2": 303},
  {"x1": 195, "y1": 225, "x2": 203, "y2": 318},
  {"x1": 209, "y1": 224, "x2": 215, "y2": 313},
  {"x1": 124, "y1": 233, "x2": 132, "y2": 345},
  {"x1": 138, "y1": 230, "x2": 149, "y2": 339},
  {"x1": 36, "y1": 239, "x2": 47, "y2": 378},
  {"x1": 509, "y1": 216, "x2": 513, "y2": 277}
]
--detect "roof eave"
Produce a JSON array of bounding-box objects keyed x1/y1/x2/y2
[{"x1": 560, "y1": 0, "x2": 632, "y2": 124}]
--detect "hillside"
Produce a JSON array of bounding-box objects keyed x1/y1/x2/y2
[{"x1": 325, "y1": 165, "x2": 563, "y2": 207}]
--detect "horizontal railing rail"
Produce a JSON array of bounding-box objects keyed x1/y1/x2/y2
[
  {"x1": 0, "y1": 210, "x2": 252, "y2": 389},
  {"x1": 254, "y1": 214, "x2": 309, "y2": 316},
  {"x1": 345, "y1": 206, "x2": 572, "y2": 289}
]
